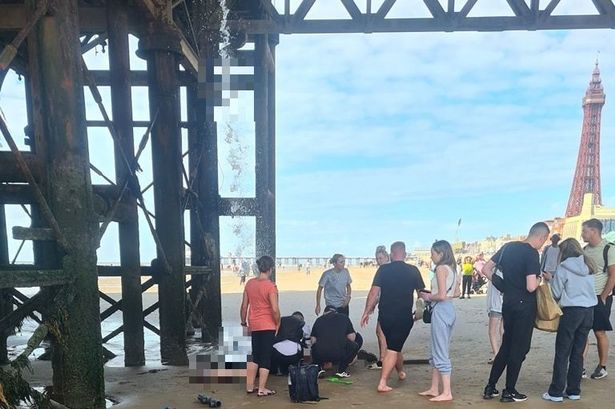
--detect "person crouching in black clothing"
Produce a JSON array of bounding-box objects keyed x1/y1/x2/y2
[
  {"x1": 271, "y1": 311, "x2": 308, "y2": 375},
  {"x1": 311, "y1": 305, "x2": 363, "y2": 378}
]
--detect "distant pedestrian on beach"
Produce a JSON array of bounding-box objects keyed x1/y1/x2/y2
[
  {"x1": 542, "y1": 238, "x2": 596, "y2": 402},
  {"x1": 368, "y1": 245, "x2": 390, "y2": 370},
  {"x1": 419, "y1": 240, "x2": 460, "y2": 402},
  {"x1": 481, "y1": 222, "x2": 548, "y2": 402},
  {"x1": 240, "y1": 255, "x2": 280, "y2": 397},
  {"x1": 461, "y1": 256, "x2": 474, "y2": 299},
  {"x1": 239, "y1": 258, "x2": 249, "y2": 285},
  {"x1": 360, "y1": 241, "x2": 426, "y2": 392},
  {"x1": 541, "y1": 234, "x2": 561, "y2": 280},
  {"x1": 315, "y1": 254, "x2": 352, "y2": 316}
]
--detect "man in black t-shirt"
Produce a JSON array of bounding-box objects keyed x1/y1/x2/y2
[
  {"x1": 360, "y1": 241, "x2": 426, "y2": 392},
  {"x1": 310, "y1": 306, "x2": 363, "y2": 377},
  {"x1": 480, "y1": 222, "x2": 548, "y2": 402}
]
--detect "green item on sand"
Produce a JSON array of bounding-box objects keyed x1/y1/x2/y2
[{"x1": 326, "y1": 376, "x2": 352, "y2": 385}]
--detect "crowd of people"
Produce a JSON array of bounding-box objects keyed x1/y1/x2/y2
[{"x1": 238, "y1": 218, "x2": 614, "y2": 403}]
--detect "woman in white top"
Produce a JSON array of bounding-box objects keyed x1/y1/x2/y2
[{"x1": 419, "y1": 240, "x2": 461, "y2": 402}]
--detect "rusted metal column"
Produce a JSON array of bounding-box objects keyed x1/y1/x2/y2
[
  {"x1": 107, "y1": 0, "x2": 145, "y2": 367},
  {"x1": 26, "y1": 0, "x2": 105, "y2": 407},
  {"x1": 254, "y1": 34, "x2": 274, "y2": 271},
  {"x1": 138, "y1": 23, "x2": 188, "y2": 365},
  {"x1": 192, "y1": 42, "x2": 221, "y2": 342},
  {"x1": 0, "y1": 205, "x2": 12, "y2": 364}
]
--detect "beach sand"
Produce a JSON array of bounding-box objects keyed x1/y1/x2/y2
[{"x1": 9, "y1": 266, "x2": 615, "y2": 408}]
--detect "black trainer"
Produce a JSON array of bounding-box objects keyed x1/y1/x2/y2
[
  {"x1": 483, "y1": 384, "x2": 500, "y2": 399},
  {"x1": 500, "y1": 389, "x2": 528, "y2": 402}
]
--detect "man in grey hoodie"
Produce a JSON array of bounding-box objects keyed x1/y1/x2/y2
[{"x1": 543, "y1": 239, "x2": 597, "y2": 402}]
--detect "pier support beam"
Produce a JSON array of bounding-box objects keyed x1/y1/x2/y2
[
  {"x1": 26, "y1": 0, "x2": 105, "y2": 406},
  {"x1": 0, "y1": 205, "x2": 12, "y2": 364},
  {"x1": 139, "y1": 19, "x2": 188, "y2": 365},
  {"x1": 254, "y1": 34, "x2": 276, "y2": 278},
  {"x1": 107, "y1": 0, "x2": 145, "y2": 367},
  {"x1": 192, "y1": 41, "x2": 222, "y2": 342}
]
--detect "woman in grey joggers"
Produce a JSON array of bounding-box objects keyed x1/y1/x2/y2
[{"x1": 419, "y1": 240, "x2": 460, "y2": 402}]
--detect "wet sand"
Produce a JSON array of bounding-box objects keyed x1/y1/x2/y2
[{"x1": 10, "y1": 266, "x2": 615, "y2": 408}]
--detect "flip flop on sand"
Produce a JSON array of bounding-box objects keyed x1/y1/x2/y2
[
  {"x1": 246, "y1": 389, "x2": 256, "y2": 394},
  {"x1": 257, "y1": 390, "x2": 277, "y2": 397}
]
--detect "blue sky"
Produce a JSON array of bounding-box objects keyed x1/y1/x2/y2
[{"x1": 2, "y1": 0, "x2": 615, "y2": 261}]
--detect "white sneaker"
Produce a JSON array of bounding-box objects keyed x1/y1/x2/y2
[
  {"x1": 564, "y1": 394, "x2": 581, "y2": 400},
  {"x1": 542, "y1": 392, "x2": 563, "y2": 402},
  {"x1": 335, "y1": 371, "x2": 351, "y2": 378}
]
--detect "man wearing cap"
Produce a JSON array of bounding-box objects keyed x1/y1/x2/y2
[
  {"x1": 310, "y1": 305, "x2": 363, "y2": 378},
  {"x1": 541, "y1": 234, "x2": 561, "y2": 281}
]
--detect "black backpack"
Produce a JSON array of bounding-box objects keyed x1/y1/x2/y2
[
  {"x1": 604, "y1": 243, "x2": 614, "y2": 295},
  {"x1": 288, "y1": 363, "x2": 321, "y2": 403}
]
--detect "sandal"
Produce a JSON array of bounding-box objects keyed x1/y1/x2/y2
[
  {"x1": 246, "y1": 389, "x2": 256, "y2": 394},
  {"x1": 257, "y1": 390, "x2": 277, "y2": 397}
]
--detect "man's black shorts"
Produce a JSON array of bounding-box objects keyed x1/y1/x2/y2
[
  {"x1": 378, "y1": 315, "x2": 413, "y2": 352},
  {"x1": 593, "y1": 295, "x2": 613, "y2": 332}
]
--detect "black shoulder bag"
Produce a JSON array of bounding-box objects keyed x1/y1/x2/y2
[{"x1": 491, "y1": 245, "x2": 507, "y2": 293}]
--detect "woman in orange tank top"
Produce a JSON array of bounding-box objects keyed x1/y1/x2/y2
[{"x1": 240, "y1": 255, "x2": 280, "y2": 396}]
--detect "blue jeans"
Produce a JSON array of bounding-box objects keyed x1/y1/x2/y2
[{"x1": 548, "y1": 307, "x2": 593, "y2": 397}]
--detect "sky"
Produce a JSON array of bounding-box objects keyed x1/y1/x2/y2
[{"x1": 1, "y1": 0, "x2": 615, "y2": 262}]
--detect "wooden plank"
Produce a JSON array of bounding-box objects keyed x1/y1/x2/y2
[
  {"x1": 0, "y1": 269, "x2": 70, "y2": 289},
  {"x1": 12, "y1": 226, "x2": 54, "y2": 241},
  {"x1": 0, "y1": 152, "x2": 41, "y2": 183}
]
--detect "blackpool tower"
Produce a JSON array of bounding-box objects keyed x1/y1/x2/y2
[{"x1": 565, "y1": 62, "x2": 605, "y2": 217}]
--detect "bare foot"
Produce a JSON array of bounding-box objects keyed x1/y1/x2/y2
[
  {"x1": 398, "y1": 371, "x2": 407, "y2": 381},
  {"x1": 377, "y1": 384, "x2": 393, "y2": 393},
  {"x1": 419, "y1": 389, "x2": 438, "y2": 397},
  {"x1": 429, "y1": 393, "x2": 453, "y2": 402}
]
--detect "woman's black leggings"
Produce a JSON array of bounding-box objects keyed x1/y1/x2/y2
[{"x1": 251, "y1": 330, "x2": 276, "y2": 370}]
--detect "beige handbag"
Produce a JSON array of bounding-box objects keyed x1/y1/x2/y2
[{"x1": 535, "y1": 283, "x2": 563, "y2": 332}]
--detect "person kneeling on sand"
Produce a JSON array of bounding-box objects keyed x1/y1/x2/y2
[
  {"x1": 310, "y1": 305, "x2": 363, "y2": 378},
  {"x1": 271, "y1": 311, "x2": 309, "y2": 376}
]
